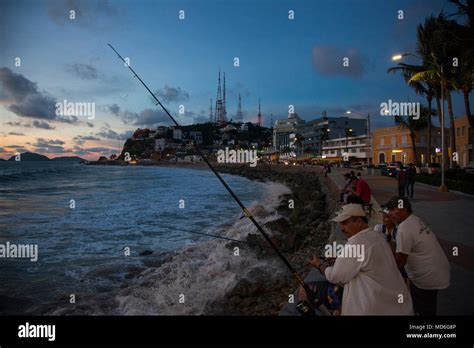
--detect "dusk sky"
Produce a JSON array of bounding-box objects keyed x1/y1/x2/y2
[{"x1": 0, "y1": 0, "x2": 470, "y2": 160}]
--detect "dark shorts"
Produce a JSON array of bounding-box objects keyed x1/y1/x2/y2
[{"x1": 410, "y1": 282, "x2": 438, "y2": 316}]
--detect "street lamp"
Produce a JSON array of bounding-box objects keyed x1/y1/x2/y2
[
  {"x1": 392, "y1": 53, "x2": 449, "y2": 192},
  {"x1": 345, "y1": 127, "x2": 353, "y2": 156}
]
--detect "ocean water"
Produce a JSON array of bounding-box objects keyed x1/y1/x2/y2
[{"x1": 0, "y1": 162, "x2": 290, "y2": 314}]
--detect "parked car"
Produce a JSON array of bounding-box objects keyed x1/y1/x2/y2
[
  {"x1": 374, "y1": 163, "x2": 387, "y2": 169},
  {"x1": 351, "y1": 162, "x2": 364, "y2": 169},
  {"x1": 420, "y1": 163, "x2": 441, "y2": 174},
  {"x1": 381, "y1": 166, "x2": 397, "y2": 177},
  {"x1": 387, "y1": 161, "x2": 403, "y2": 169},
  {"x1": 342, "y1": 161, "x2": 351, "y2": 168}
]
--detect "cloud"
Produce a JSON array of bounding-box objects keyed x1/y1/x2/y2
[
  {"x1": 108, "y1": 103, "x2": 121, "y2": 116},
  {"x1": 111, "y1": 103, "x2": 181, "y2": 127},
  {"x1": 66, "y1": 63, "x2": 99, "y2": 80},
  {"x1": 46, "y1": 0, "x2": 118, "y2": 28},
  {"x1": 5, "y1": 120, "x2": 56, "y2": 130},
  {"x1": 96, "y1": 127, "x2": 133, "y2": 140},
  {"x1": 0, "y1": 68, "x2": 80, "y2": 124},
  {"x1": 31, "y1": 138, "x2": 67, "y2": 154},
  {"x1": 155, "y1": 85, "x2": 190, "y2": 103},
  {"x1": 33, "y1": 120, "x2": 56, "y2": 129},
  {"x1": 121, "y1": 108, "x2": 170, "y2": 126},
  {"x1": 72, "y1": 145, "x2": 116, "y2": 155},
  {"x1": 34, "y1": 138, "x2": 65, "y2": 146},
  {"x1": 73, "y1": 135, "x2": 101, "y2": 145},
  {"x1": 5, "y1": 121, "x2": 25, "y2": 127},
  {"x1": 312, "y1": 45, "x2": 369, "y2": 78}
]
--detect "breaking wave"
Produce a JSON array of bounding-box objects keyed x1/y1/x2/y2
[{"x1": 48, "y1": 181, "x2": 292, "y2": 315}]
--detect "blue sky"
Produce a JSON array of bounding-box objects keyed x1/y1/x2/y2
[{"x1": 0, "y1": 0, "x2": 470, "y2": 159}]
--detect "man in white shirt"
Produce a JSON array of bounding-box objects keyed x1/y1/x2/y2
[
  {"x1": 383, "y1": 196, "x2": 450, "y2": 316},
  {"x1": 308, "y1": 204, "x2": 413, "y2": 315}
]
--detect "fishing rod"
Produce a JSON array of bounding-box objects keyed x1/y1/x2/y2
[{"x1": 108, "y1": 44, "x2": 327, "y2": 315}]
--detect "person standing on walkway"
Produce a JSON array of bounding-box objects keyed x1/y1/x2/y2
[
  {"x1": 405, "y1": 163, "x2": 416, "y2": 199},
  {"x1": 384, "y1": 196, "x2": 450, "y2": 316},
  {"x1": 374, "y1": 210, "x2": 398, "y2": 246},
  {"x1": 374, "y1": 210, "x2": 408, "y2": 282},
  {"x1": 339, "y1": 173, "x2": 355, "y2": 203},
  {"x1": 305, "y1": 204, "x2": 413, "y2": 315},
  {"x1": 396, "y1": 164, "x2": 407, "y2": 197}
]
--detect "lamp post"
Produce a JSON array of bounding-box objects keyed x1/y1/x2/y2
[
  {"x1": 344, "y1": 127, "x2": 353, "y2": 162},
  {"x1": 392, "y1": 53, "x2": 449, "y2": 192}
]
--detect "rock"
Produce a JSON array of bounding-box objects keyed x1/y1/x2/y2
[
  {"x1": 139, "y1": 250, "x2": 153, "y2": 256},
  {"x1": 264, "y1": 217, "x2": 291, "y2": 234}
]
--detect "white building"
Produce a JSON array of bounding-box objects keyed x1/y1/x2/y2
[
  {"x1": 322, "y1": 134, "x2": 371, "y2": 162},
  {"x1": 272, "y1": 112, "x2": 304, "y2": 153},
  {"x1": 177, "y1": 155, "x2": 203, "y2": 163}
]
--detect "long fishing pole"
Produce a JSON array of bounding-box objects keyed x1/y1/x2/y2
[{"x1": 108, "y1": 44, "x2": 322, "y2": 313}]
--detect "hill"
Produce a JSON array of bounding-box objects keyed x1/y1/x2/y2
[
  {"x1": 8, "y1": 152, "x2": 50, "y2": 161},
  {"x1": 51, "y1": 156, "x2": 85, "y2": 162}
]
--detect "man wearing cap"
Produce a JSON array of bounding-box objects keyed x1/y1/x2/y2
[
  {"x1": 384, "y1": 196, "x2": 450, "y2": 316},
  {"x1": 308, "y1": 204, "x2": 413, "y2": 315}
]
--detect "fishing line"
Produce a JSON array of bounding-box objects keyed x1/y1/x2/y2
[
  {"x1": 108, "y1": 44, "x2": 326, "y2": 314},
  {"x1": 158, "y1": 224, "x2": 322, "y2": 259}
]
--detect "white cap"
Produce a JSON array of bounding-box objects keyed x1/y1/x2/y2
[{"x1": 331, "y1": 204, "x2": 366, "y2": 222}]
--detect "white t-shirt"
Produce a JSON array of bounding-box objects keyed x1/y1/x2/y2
[
  {"x1": 396, "y1": 214, "x2": 450, "y2": 290},
  {"x1": 325, "y1": 228, "x2": 413, "y2": 315}
]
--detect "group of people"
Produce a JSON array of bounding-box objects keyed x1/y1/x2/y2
[
  {"x1": 299, "y1": 196, "x2": 450, "y2": 316},
  {"x1": 396, "y1": 163, "x2": 416, "y2": 198},
  {"x1": 339, "y1": 171, "x2": 371, "y2": 205}
]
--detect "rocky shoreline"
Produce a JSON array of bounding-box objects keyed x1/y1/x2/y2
[{"x1": 211, "y1": 164, "x2": 339, "y2": 315}]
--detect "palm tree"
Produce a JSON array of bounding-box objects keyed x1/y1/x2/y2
[
  {"x1": 410, "y1": 14, "x2": 461, "y2": 168},
  {"x1": 388, "y1": 16, "x2": 440, "y2": 163},
  {"x1": 449, "y1": 0, "x2": 474, "y2": 164},
  {"x1": 394, "y1": 106, "x2": 429, "y2": 165},
  {"x1": 388, "y1": 64, "x2": 435, "y2": 162}
]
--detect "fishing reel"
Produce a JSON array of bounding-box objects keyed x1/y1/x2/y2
[
  {"x1": 296, "y1": 299, "x2": 316, "y2": 316},
  {"x1": 296, "y1": 281, "x2": 343, "y2": 316}
]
